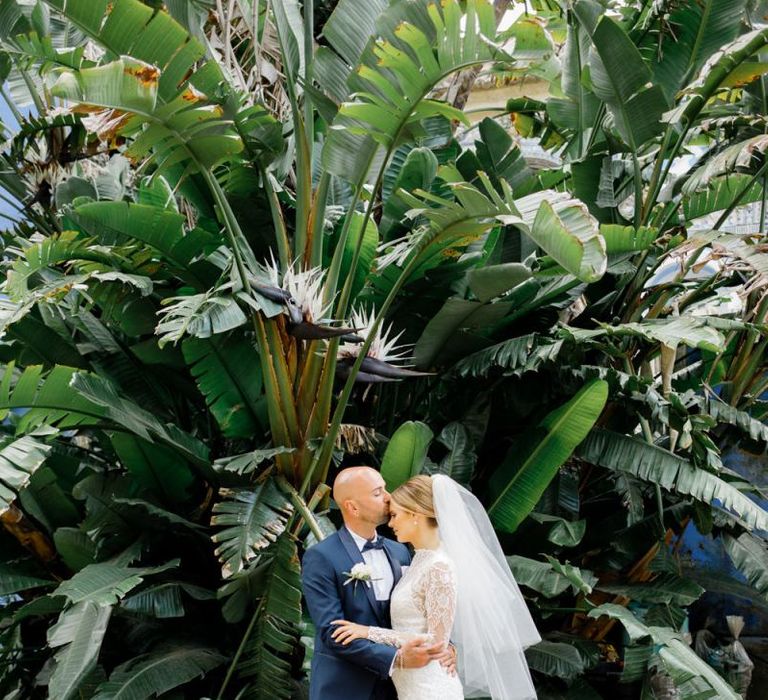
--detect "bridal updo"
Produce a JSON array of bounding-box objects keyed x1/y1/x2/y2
[{"x1": 390, "y1": 475, "x2": 438, "y2": 526}]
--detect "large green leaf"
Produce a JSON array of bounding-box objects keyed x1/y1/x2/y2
[
  {"x1": 578, "y1": 430, "x2": 768, "y2": 531},
  {"x1": 683, "y1": 175, "x2": 765, "y2": 222},
  {"x1": 467, "y1": 263, "x2": 532, "y2": 303},
  {"x1": 45, "y1": 0, "x2": 205, "y2": 101},
  {"x1": 0, "y1": 365, "x2": 210, "y2": 473},
  {"x1": 380, "y1": 421, "x2": 434, "y2": 491},
  {"x1": 565, "y1": 317, "x2": 726, "y2": 353},
  {"x1": 380, "y1": 147, "x2": 439, "y2": 237},
  {"x1": 507, "y1": 555, "x2": 597, "y2": 597},
  {"x1": 453, "y1": 334, "x2": 564, "y2": 379},
  {"x1": 515, "y1": 190, "x2": 606, "y2": 283},
  {"x1": 596, "y1": 573, "x2": 705, "y2": 606},
  {"x1": 72, "y1": 201, "x2": 220, "y2": 289},
  {"x1": 457, "y1": 117, "x2": 534, "y2": 193},
  {"x1": 121, "y1": 582, "x2": 215, "y2": 619},
  {"x1": 372, "y1": 175, "x2": 526, "y2": 300},
  {"x1": 600, "y1": 225, "x2": 658, "y2": 254},
  {"x1": 574, "y1": 3, "x2": 665, "y2": 148},
  {"x1": 724, "y1": 532, "x2": 768, "y2": 602},
  {"x1": 0, "y1": 563, "x2": 53, "y2": 596},
  {"x1": 156, "y1": 290, "x2": 248, "y2": 347},
  {"x1": 109, "y1": 434, "x2": 196, "y2": 503},
  {"x1": 47, "y1": 601, "x2": 112, "y2": 700},
  {"x1": 339, "y1": 212, "x2": 379, "y2": 302},
  {"x1": 548, "y1": 12, "x2": 599, "y2": 147},
  {"x1": 52, "y1": 57, "x2": 242, "y2": 175},
  {"x1": 182, "y1": 335, "x2": 266, "y2": 439},
  {"x1": 525, "y1": 640, "x2": 585, "y2": 680},
  {"x1": 588, "y1": 605, "x2": 740, "y2": 699},
  {"x1": 54, "y1": 560, "x2": 178, "y2": 605},
  {"x1": 231, "y1": 532, "x2": 303, "y2": 699},
  {"x1": 210, "y1": 478, "x2": 293, "y2": 577},
  {"x1": 488, "y1": 379, "x2": 608, "y2": 533},
  {"x1": 429, "y1": 422, "x2": 476, "y2": 485},
  {"x1": 647, "y1": 0, "x2": 748, "y2": 101},
  {"x1": 664, "y1": 26, "x2": 768, "y2": 129},
  {"x1": 706, "y1": 399, "x2": 768, "y2": 443},
  {"x1": 322, "y1": 0, "x2": 502, "y2": 187},
  {"x1": 93, "y1": 646, "x2": 225, "y2": 700},
  {"x1": 414, "y1": 297, "x2": 510, "y2": 368}
]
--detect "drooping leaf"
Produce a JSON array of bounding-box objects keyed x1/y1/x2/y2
[
  {"x1": 578, "y1": 429, "x2": 768, "y2": 532},
  {"x1": 508, "y1": 555, "x2": 597, "y2": 597},
  {"x1": 526, "y1": 640, "x2": 585, "y2": 680},
  {"x1": 515, "y1": 190, "x2": 606, "y2": 283},
  {"x1": 0, "y1": 428, "x2": 55, "y2": 515},
  {"x1": 724, "y1": 532, "x2": 768, "y2": 603},
  {"x1": 454, "y1": 334, "x2": 564, "y2": 379},
  {"x1": 47, "y1": 600, "x2": 112, "y2": 700},
  {"x1": 54, "y1": 560, "x2": 179, "y2": 605},
  {"x1": 211, "y1": 478, "x2": 293, "y2": 577},
  {"x1": 467, "y1": 263, "x2": 532, "y2": 303},
  {"x1": 596, "y1": 574, "x2": 705, "y2": 606},
  {"x1": 93, "y1": 646, "x2": 225, "y2": 699}
]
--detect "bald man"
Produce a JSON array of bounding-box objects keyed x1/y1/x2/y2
[{"x1": 302, "y1": 467, "x2": 443, "y2": 699}]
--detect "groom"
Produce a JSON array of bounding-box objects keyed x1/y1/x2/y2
[{"x1": 302, "y1": 466, "x2": 447, "y2": 699}]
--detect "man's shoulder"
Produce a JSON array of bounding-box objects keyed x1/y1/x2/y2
[{"x1": 304, "y1": 529, "x2": 343, "y2": 559}]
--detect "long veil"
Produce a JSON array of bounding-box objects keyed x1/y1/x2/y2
[{"x1": 431, "y1": 474, "x2": 540, "y2": 699}]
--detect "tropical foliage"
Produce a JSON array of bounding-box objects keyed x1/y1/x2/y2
[{"x1": 0, "y1": 0, "x2": 766, "y2": 698}]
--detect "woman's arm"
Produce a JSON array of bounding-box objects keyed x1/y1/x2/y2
[
  {"x1": 423, "y1": 561, "x2": 457, "y2": 648},
  {"x1": 331, "y1": 620, "x2": 421, "y2": 647}
]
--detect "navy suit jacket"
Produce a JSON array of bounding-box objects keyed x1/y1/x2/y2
[{"x1": 302, "y1": 527, "x2": 411, "y2": 700}]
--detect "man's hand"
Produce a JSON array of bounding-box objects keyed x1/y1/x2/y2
[
  {"x1": 437, "y1": 643, "x2": 457, "y2": 676},
  {"x1": 398, "y1": 638, "x2": 445, "y2": 669}
]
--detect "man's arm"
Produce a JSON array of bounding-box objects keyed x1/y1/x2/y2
[{"x1": 301, "y1": 545, "x2": 396, "y2": 679}]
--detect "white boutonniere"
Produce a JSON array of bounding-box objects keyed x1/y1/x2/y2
[{"x1": 343, "y1": 563, "x2": 380, "y2": 592}]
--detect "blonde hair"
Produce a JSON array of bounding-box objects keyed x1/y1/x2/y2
[{"x1": 391, "y1": 475, "x2": 437, "y2": 524}]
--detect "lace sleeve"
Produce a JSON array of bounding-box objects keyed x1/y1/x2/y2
[
  {"x1": 423, "y1": 560, "x2": 457, "y2": 647},
  {"x1": 367, "y1": 626, "x2": 409, "y2": 647}
]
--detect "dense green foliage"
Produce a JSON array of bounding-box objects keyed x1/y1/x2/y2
[{"x1": 0, "y1": 0, "x2": 766, "y2": 698}]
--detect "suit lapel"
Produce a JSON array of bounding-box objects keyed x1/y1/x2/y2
[{"x1": 337, "y1": 527, "x2": 382, "y2": 622}]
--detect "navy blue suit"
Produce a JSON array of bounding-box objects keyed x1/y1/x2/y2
[{"x1": 302, "y1": 527, "x2": 411, "y2": 700}]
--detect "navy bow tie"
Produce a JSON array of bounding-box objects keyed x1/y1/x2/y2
[{"x1": 362, "y1": 537, "x2": 384, "y2": 552}]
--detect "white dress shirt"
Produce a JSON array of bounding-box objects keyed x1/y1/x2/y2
[{"x1": 347, "y1": 527, "x2": 394, "y2": 601}]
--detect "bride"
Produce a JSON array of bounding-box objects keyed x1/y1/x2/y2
[{"x1": 331, "y1": 474, "x2": 540, "y2": 699}]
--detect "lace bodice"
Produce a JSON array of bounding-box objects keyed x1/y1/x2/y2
[
  {"x1": 367, "y1": 547, "x2": 462, "y2": 699},
  {"x1": 368, "y1": 547, "x2": 456, "y2": 647}
]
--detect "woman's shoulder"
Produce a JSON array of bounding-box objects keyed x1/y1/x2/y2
[{"x1": 415, "y1": 548, "x2": 456, "y2": 577}]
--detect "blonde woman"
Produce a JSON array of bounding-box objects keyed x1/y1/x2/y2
[{"x1": 331, "y1": 474, "x2": 540, "y2": 699}]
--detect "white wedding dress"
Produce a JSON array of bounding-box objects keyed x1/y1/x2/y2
[
  {"x1": 367, "y1": 547, "x2": 463, "y2": 699},
  {"x1": 364, "y1": 476, "x2": 539, "y2": 699}
]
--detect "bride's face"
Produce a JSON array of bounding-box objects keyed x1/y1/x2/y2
[{"x1": 388, "y1": 502, "x2": 419, "y2": 544}]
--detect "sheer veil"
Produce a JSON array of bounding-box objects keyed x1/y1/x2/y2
[{"x1": 431, "y1": 474, "x2": 540, "y2": 699}]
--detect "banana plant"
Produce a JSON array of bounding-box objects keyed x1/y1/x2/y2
[{"x1": 0, "y1": 0, "x2": 767, "y2": 698}]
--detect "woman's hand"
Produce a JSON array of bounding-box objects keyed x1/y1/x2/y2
[{"x1": 331, "y1": 620, "x2": 369, "y2": 645}]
